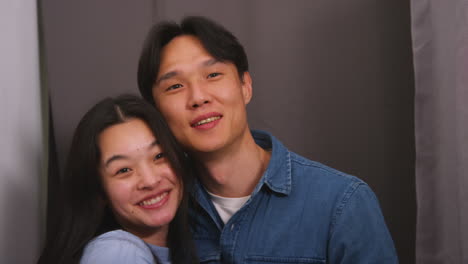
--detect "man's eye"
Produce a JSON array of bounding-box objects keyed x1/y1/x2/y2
[
  {"x1": 154, "y1": 153, "x2": 165, "y2": 160},
  {"x1": 166, "y1": 84, "x2": 182, "y2": 91},
  {"x1": 116, "y1": 168, "x2": 131, "y2": 175},
  {"x1": 207, "y1": 72, "x2": 221, "y2": 78}
]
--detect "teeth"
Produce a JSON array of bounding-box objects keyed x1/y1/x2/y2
[
  {"x1": 195, "y1": 116, "x2": 221, "y2": 126},
  {"x1": 139, "y1": 192, "x2": 168, "y2": 206}
]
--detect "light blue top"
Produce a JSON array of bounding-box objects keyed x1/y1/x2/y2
[{"x1": 80, "y1": 230, "x2": 170, "y2": 264}]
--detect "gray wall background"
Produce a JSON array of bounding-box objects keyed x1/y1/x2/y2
[
  {"x1": 41, "y1": 1, "x2": 416, "y2": 263},
  {"x1": 1, "y1": 1, "x2": 44, "y2": 263}
]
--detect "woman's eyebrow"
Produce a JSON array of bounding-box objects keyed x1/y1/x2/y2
[
  {"x1": 104, "y1": 140, "x2": 159, "y2": 168},
  {"x1": 104, "y1": 154, "x2": 128, "y2": 168},
  {"x1": 149, "y1": 140, "x2": 159, "y2": 148}
]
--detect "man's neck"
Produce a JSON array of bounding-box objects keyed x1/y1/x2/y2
[{"x1": 193, "y1": 130, "x2": 271, "y2": 198}]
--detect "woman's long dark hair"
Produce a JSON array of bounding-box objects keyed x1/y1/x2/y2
[{"x1": 38, "y1": 95, "x2": 197, "y2": 264}]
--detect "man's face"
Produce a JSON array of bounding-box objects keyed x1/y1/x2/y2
[{"x1": 152, "y1": 35, "x2": 252, "y2": 154}]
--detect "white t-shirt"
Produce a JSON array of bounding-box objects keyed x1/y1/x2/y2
[{"x1": 206, "y1": 190, "x2": 251, "y2": 224}]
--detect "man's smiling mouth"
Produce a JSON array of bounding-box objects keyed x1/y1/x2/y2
[{"x1": 192, "y1": 116, "x2": 222, "y2": 127}]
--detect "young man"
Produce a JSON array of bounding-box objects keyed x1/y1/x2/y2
[{"x1": 138, "y1": 16, "x2": 398, "y2": 263}]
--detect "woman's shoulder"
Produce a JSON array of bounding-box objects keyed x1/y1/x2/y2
[
  {"x1": 86, "y1": 229, "x2": 147, "y2": 246},
  {"x1": 80, "y1": 230, "x2": 155, "y2": 264}
]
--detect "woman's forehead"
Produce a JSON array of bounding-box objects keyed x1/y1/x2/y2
[{"x1": 99, "y1": 119, "x2": 160, "y2": 161}]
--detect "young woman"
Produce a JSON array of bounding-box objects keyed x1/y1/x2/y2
[{"x1": 38, "y1": 95, "x2": 197, "y2": 264}]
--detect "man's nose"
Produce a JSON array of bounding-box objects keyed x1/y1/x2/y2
[{"x1": 188, "y1": 80, "x2": 211, "y2": 109}]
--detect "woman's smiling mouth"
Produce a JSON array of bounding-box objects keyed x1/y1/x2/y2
[{"x1": 138, "y1": 191, "x2": 169, "y2": 207}]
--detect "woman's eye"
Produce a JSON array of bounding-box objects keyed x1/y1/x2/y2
[
  {"x1": 116, "y1": 168, "x2": 131, "y2": 175},
  {"x1": 207, "y1": 72, "x2": 221, "y2": 78},
  {"x1": 166, "y1": 84, "x2": 182, "y2": 91},
  {"x1": 154, "y1": 153, "x2": 165, "y2": 160}
]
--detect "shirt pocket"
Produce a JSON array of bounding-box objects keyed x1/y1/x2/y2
[{"x1": 244, "y1": 255, "x2": 325, "y2": 264}]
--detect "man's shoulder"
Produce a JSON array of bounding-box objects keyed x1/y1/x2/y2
[
  {"x1": 286, "y1": 152, "x2": 381, "y2": 229},
  {"x1": 288, "y1": 150, "x2": 364, "y2": 187},
  {"x1": 253, "y1": 129, "x2": 367, "y2": 194}
]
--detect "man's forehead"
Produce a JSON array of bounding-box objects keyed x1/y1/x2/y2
[
  {"x1": 159, "y1": 35, "x2": 211, "y2": 66},
  {"x1": 157, "y1": 38, "x2": 219, "y2": 82}
]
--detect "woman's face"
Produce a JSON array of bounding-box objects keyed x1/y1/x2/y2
[{"x1": 98, "y1": 118, "x2": 182, "y2": 245}]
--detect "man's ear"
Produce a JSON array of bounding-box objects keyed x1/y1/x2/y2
[{"x1": 241, "y1": 72, "x2": 253, "y2": 105}]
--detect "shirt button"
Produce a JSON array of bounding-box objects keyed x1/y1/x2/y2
[{"x1": 231, "y1": 224, "x2": 235, "y2": 231}]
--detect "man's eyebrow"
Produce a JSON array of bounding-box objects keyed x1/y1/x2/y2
[
  {"x1": 155, "y1": 71, "x2": 178, "y2": 86},
  {"x1": 202, "y1": 58, "x2": 220, "y2": 67},
  {"x1": 155, "y1": 59, "x2": 220, "y2": 86}
]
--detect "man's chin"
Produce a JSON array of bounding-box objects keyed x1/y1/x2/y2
[{"x1": 188, "y1": 141, "x2": 227, "y2": 155}]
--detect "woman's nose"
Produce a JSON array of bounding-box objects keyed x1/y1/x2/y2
[{"x1": 136, "y1": 165, "x2": 161, "y2": 190}]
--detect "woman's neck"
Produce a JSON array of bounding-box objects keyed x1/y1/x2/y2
[{"x1": 125, "y1": 224, "x2": 168, "y2": 247}]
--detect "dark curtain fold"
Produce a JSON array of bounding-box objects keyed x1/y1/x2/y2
[{"x1": 45, "y1": 100, "x2": 61, "y2": 243}]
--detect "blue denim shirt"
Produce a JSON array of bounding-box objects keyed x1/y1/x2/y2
[{"x1": 190, "y1": 130, "x2": 398, "y2": 264}]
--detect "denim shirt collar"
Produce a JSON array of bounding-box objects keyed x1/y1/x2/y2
[
  {"x1": 193, "y1": 130, "x2": 292, "y2": 202},
  {"x1": 250, "y1": 130, "x2": 292, "y2": 196}
]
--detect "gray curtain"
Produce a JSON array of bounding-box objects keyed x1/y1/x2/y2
[
  {"x1": 412, "y1": 0, "x2": 468, "y2": 263},
  {"x1": 41, "y1": 1, "x2": 416, "y2": 263},
  {"x1": 0, "y1": 1, "x2": 45, "y2": 263}
]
